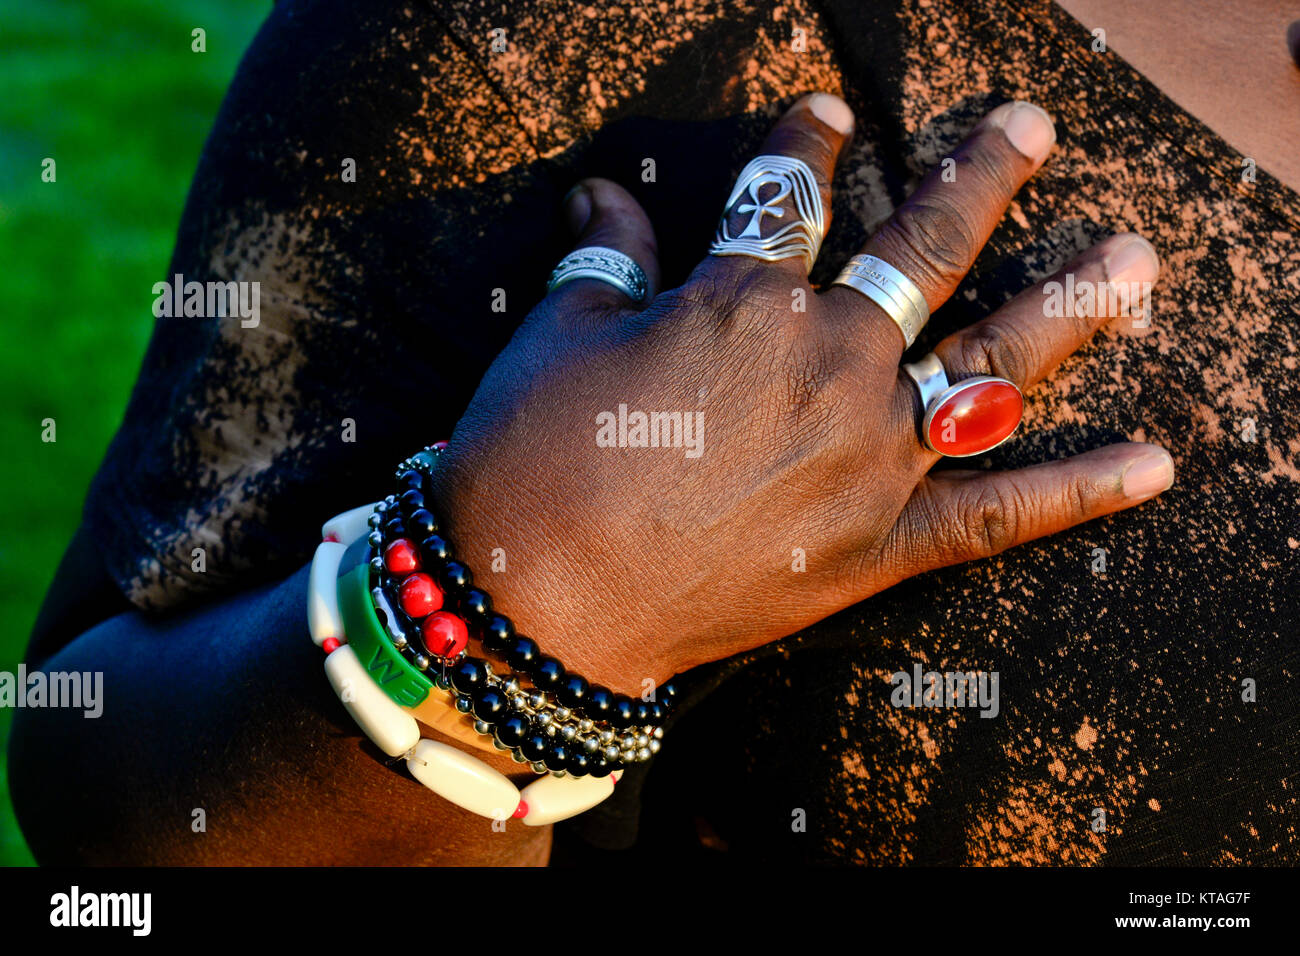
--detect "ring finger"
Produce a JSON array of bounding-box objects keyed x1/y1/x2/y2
[{"x1": 896, "y1": 231, "x2": 1161, "y2": 463}]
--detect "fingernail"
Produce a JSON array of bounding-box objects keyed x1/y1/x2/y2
[
  {"x1": 1122, "y1": 449, "x2": 1174, "y2": 500},
  {"x1": 1104, "y1": 234, "x2": 1160, "y2": 285},
  {"x1": 564, "y1": 184, "x2": 592, "y2": 235},
  {"x1": 805, "y1": 92, "x2": 854, "y2": 136},
  {"x1": 988, "y1": 101, "x2": 1056, "y2": 163}
]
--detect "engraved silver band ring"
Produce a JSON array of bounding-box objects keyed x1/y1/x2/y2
[
  {"x1": 547, "y1": 245, "x2": 650, "y2": 304},
  {"x1": 832, "y1": 254, "x2": 931, "y2": 348}
]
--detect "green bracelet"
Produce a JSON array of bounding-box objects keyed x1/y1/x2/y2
[{"x1": 336, "y1": 536, "x2": 432, "y2": 708}]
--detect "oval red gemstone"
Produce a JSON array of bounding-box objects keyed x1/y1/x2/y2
[
  {"x1": 383, "y1": 538, "x2": 421, "y2": 574},
  {"x1": 399, "y1": 572, "x2": 443, "y2": 618},
  {"x1": 422, "y1": 611, "x2": 469, "y2": 658},
  {"x1": 927, "y1": 379, "x2": 1023, "y2": 456}
]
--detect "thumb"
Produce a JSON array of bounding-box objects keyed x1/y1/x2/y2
[{"x1": 546, "y1": 177, "x2": 662, "y2": 314}]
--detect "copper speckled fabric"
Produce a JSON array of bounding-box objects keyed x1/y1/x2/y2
[{"x1": 81, "y1": 0, "x2": 1299, "y2": 864}]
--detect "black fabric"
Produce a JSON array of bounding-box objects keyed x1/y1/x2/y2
[{"x1": 72, "y1": 0, "x2": 1300, "y2": 863}]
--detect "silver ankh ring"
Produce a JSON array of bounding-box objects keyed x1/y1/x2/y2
[
  {"x1": 832, "y1": 254, "x2": 930, "y2": 348},
  {"x1": 708, "y1": 155, "x2": 826, "y2": 273},
  {"x1": 901, "y1": 352, "x2": 1024, "y2": 457},
  {"x1": 547, "y1": 246, "x2": 649, "y2": 304}
]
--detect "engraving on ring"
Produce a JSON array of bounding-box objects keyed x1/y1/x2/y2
[
  {"x1": 709, "y1": 155, "x2": 825, "y2": 272},
  {"x1": 736, "y1": 175, "x2": 792, "y2": 237},
  {"x1": 547, "y1": 246, "x2": 648, "y2": 303},
  {"x1": 832, "y1": 254, "x2": 930, "y2": 348}
]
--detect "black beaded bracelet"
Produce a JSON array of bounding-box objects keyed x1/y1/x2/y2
[
  {"x1": 365, "y1": 445, "x2": 678, "y2": 775},
  {"x1": 367, "y1": 506, "x2": 636, "y2": 777},
  {"x1": 392, "y1": 445, "x2": 679, "y2": 731}
]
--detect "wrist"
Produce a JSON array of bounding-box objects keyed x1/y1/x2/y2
[{"x1": 426, "y1": 445, "x2": 676, "y2": 697}]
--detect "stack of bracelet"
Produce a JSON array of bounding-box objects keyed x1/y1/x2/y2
[{"x1": 307, "y1": 442, "x2": 677, "y2": 824}]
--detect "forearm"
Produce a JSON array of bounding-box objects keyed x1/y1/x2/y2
[{"x1": 8, "y1": 561, "x2": 551, "y2": 865}]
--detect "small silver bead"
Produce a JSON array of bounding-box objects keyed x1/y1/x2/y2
[
  {"x1": 554, "y1": 706, "x2": 571, "y2": 721},
  {"x1": 413, "y1": 653, "x2": 429, "y2": 670},
  {"x1": 473, "y1": 719, "x2": 491, "y2": 735},
  {"x1": 510, "y1": 694, "x2": 528, "y2": 711},
  {"x1": 367, "y1": 513, "x2": 382, "y2": 529},
  {"x1": 375, "y1": 501, "x2": 389, "y2": 514},
  {"x1": 637, "y1": 747, "x2": 651, "y2": 762},
  {"x1": 635, "y1": 733, "x2": 649, "y2": 748},
  {"x1": 512, "y1": 750, "x2": 529, "y2": 763},
  {"x1": 552, "y1": 770, "x2": 567, "y2": 779},
  {"x1": 503, "y1": 679, "x2": 521, "y2": 696},
  {"x1": 529, "y1": 761, "x2": 547, "y2": 774},
  {"x1": 653, "y1": 727, "x2": 664, "y2": 740},
  {"x1": 620, "y1": 735, "x2": 637, "y2": 750},
  {"x1": 582, "y1": 736, "x2": 599, "y2": 753},
  {"x1": 545, "y1": 723, "x2": 559, "y2": 736},
  {"x1": 560, "y1": 724, "x2": 577, "y2": 741},
  {"x1": 603, "y1": 745, "x2": 620, "y2": 761},
  {"x1": 598, "y1": 729, "x2": 615, "y2": 745},
  {"x1": 392, "y1": 635, "x2": 408, "y2": 650},
  {"x1": 529, "y1": 691, "x2": 547, "y2": 710},
  {"x1": 578, "y1": 718, "x2": 594, "y2": 733},
  {"x1": 648, "y1": 738, "x2": 661, "y2": 754},
  {"x1": 367, "y1": 531, "x2": 383, "y2": 548},
  {"x1": 493, "y1": 739, "x2": 511, "y2": 751},
  {"x1": 536, "y1": 711, "x2": 553, "y2": 726},
  {"x1": 369, "y1": 556, "x2": 384, "y2": 572},
  {"x1": 384, "y1": 494, "x2": 397, "y2": 506}
]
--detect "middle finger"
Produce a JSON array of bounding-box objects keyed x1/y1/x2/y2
[{"x1": 823, "y1": 100, "x2": 1058, "y2": 360}]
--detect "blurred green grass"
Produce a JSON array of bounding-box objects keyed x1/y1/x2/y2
[{"x1": 0, "y1": 0, "x2": 267, "y2": 866}]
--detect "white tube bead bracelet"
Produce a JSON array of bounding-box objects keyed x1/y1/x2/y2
[
  {"x1": 406, "y1": 739, "x2": 523, "y2": 821},
  {"x1": 307, "y1": 541, "x2": 347, "y2": 647},
  {"x1": 519, "y1": 770, "x2": 618, "y2": 826},
  {"x1": 309, "y1": 504, "x2": 623, "y2": 824},
  {"x1": 321, "y1": 502, "x2": 380, "y2": 545},
  {"x1": 323, "y1": 643, "x2": 422, "y2": 757}
]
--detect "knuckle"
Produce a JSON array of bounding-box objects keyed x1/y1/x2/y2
[
  {"x1": 1069, "y1": 475, "x2": 1103, "y2": 520},
  {"x1": 877, "y1": 199, "x2": 977, "y2": 289},
  {"x1": 732, "y1": 263, "x2": 802, "y2": 310},
  {"x1": 959, "y1": 482, "x2": 1022, "y2": 557},
  {"x1": 949, "y1": 319, "x2": 1029, "y2": 381},
  {"x1": 653, "y1": 283, "x2": 715, "y2": 319},
  {"x1": 683, "y1": 259, "x2": 798, "y2": 326},
  {"x1": 670, "y1": 263, "x2": 747, "y2": 319},
  {"x1": 894, "y1": 491, "x2": 943, "y2": 569}
]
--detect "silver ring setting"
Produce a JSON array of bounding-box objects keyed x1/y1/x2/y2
[
  {"x1": 547, "y1": 245, "x2": 649, "y2": 304},
  {"x1": 902, "y1": 352, "x2": 1024, "y2": 457},
  {"x1": 708, "y1": 155, "x2": 826, "y2": 273},
  {"x1": 833, "y1": 254, "x2": 930, "y2": 348}
]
